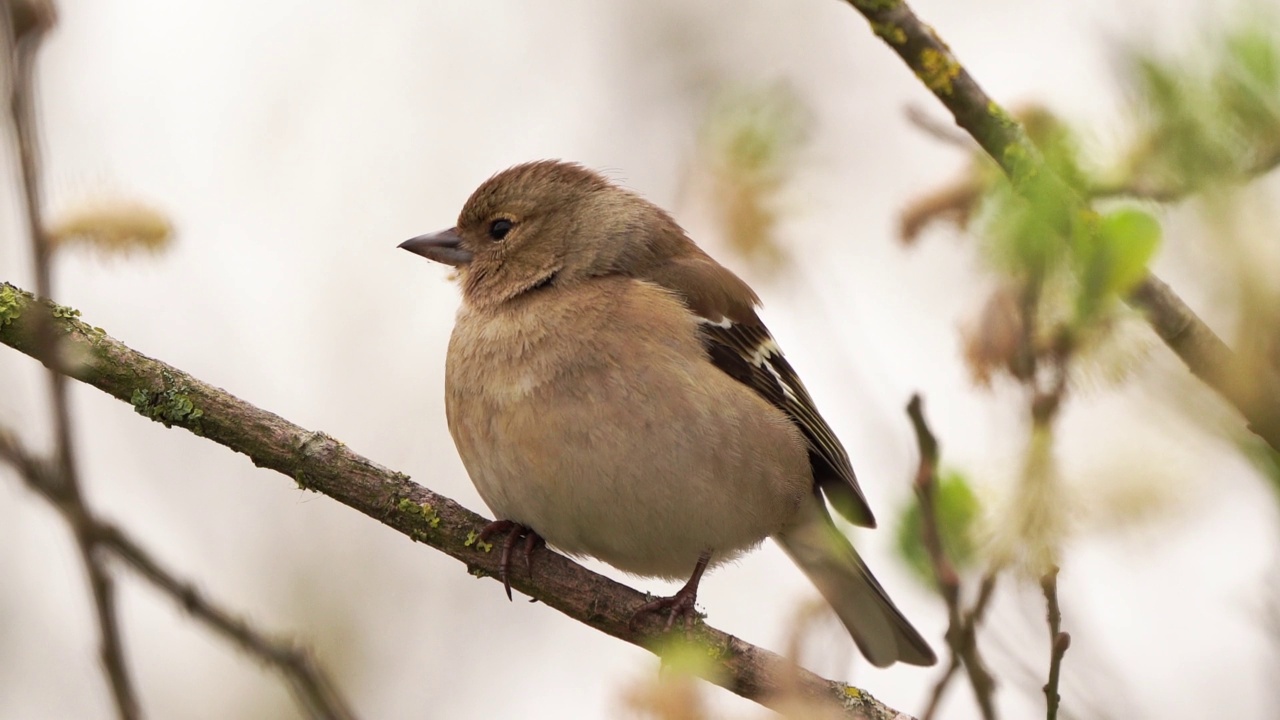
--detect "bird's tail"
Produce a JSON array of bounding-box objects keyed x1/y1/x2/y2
[{"x1": 775, "y1": 496, "x2": 936, "y2": 668}]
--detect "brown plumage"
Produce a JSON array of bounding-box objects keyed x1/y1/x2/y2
[{"x1": 400, "y1": 160, "x2": 935, "y2": 667}]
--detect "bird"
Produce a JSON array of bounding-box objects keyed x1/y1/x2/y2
[{"x1": 399, "y1": 160, "x2": 935, "y2": 667}]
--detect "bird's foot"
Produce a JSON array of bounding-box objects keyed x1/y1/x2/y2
[
  {"x1": 630, "y1": 552, "x2": 712, "y2": 633},
  {"x1": 478, "y1": 520, "x2": 544, "y2": 601},
  {"x1": 632, "y1": 586, "x2": 703, "y2": 633}
]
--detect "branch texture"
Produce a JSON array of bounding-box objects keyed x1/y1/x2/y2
[{"x1": 0, "y1": 282, "x2": 916, "y2": 720}]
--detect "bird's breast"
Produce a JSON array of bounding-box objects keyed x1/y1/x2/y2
[
  {"x1": 440, "y1": 279, "x2": 810, "y2": 579},
  {"x1": 446, "y1": 301, "x2": 579, "y2": 404}
]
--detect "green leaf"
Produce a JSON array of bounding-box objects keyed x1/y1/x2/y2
[
  {"x1": 896, "y1": 470, "x2": 981, "y2": 587},
  {"x1": 1098, "y1": 208, "x2": 1162, "y2": 295},
  {"x1": 1074, "y1": 208, "x2": 1161, "y2": 321},
  {"x1": 1125, "y1": 14, "x2": 1280, "y2": 188},
  {"x1": 1219, "y1": 25, "x2": 1280, "y2": 136},
  {"x1": 1225, "y1": 25, "x2": 1280, "y2": 95}
]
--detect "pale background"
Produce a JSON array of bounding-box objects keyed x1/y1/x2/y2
[{"x1": 1, "y1": 1, "x2": 1275, "y2": 718}]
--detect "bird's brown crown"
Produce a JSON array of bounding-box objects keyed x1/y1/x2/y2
[
  {"x1": 458, "y1": 160, "x2": 612, "y2": 231},
  {"x1": 447, "y1": 160, "x2": 688, "y2": 308}
]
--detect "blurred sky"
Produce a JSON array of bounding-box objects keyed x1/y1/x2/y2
[{"x1": 1, "y1": 1, "x2": 1277, "y2": 718}]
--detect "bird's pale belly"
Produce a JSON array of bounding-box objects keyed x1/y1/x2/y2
[{"x1": 449, "y1": 365, "x2": 809, "y2": 580}]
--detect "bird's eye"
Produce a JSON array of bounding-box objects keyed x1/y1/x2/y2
[{"x1": 488, "y1": 218, "x2": 513, "y2": 241}]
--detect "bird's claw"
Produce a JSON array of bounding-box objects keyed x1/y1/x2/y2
[
  {"x1": 630, "y1": 586, "x2": 703, "y2": 633},
  {"x1": 629, "y1": 552, "x2": 711, "y2": 634},
  {"x1": 477, "y1": 520, "x2": 543, "y2": 601}
]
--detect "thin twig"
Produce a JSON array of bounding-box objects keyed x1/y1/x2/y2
[
  {"x1": 897, "y1": 174, "x2": 982, "y2": 245},
  {"x1": 907, "y1": 395, "x2": 999, "y2": 720},
  {"x1": 906, "y1": 397, "x2": 956, "y2": 605},
  {"x1": 899, "y1": 139, "x2": 1280, "y2": 247},
  {"x1": 95, "y1": 524, "x2": 357, "y2": 720},
  {"x1": 0, "y1": 284, "x2": 915, "y2": 720},
  {"x1": 4, "y1": 5, "x2": 355, "y2": 717},
  {"x1": 3, "y1": 5, "x2": 140, "y2": 716},
  {"x1": 841, "y1": 0, "x2": 1280, "y2": 454},
  {"x1": 7, "y1": 1, "x2": 73, "y2": 483},
  {"x1": 904, "y1": 104, "x2": 974, "y2": 148},
  {"x1": 920, "y1": 655, "x2": 961, "y2": 719},
  {"x1": 1089, "y1": 144, "x2": 1280, "y2": 202},
  {"x1": 0, "y1": 428, "x2": 358, "y2": 720},
  {"x1": 79, "y1": 535, "x2": 135, "y2": 718},
  {"x1": 921, "y1": 573, "x2": 998, "y2": 720},
  {"x1": 1040, "y1": 568, "x2": 1070, "y2": 720}
]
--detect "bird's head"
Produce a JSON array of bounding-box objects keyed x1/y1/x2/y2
[{"x1": 400, "y1": 160, "x2": 685, "y2": 307}]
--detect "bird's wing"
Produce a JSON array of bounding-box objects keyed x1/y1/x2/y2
[{"x1": 645, "y1": 254, "x2": 876, "y2": 527}]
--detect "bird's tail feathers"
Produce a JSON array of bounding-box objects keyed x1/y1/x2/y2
[{"x1": 776, "y1": 496, "x2": 936, "y2": 668}]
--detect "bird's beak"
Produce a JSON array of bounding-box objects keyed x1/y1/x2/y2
[{"x1": 398, "y1": 227, "x2": 473, "y2": 267}]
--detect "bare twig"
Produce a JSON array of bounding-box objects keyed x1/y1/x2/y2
[
  {"x1": 842, "y1": 0, "x2": 1280, "y2": 454},
  {"x1": 3, "y1": 4, "x2": 141, "y2": 716},
  {"x1": 0, "y1": 284, "x2": 915, "y2": 720},
  {"x1": 906, "y1": 395, "x2": 998, "y2": 720},
  {"x1": 921, "y1": 656, "x2": 961, "y2": 719},
  {"x1": 1089, "y1": 144, "x2": 1280, "y2": 202},
  {"x1": 0, "y1": 429, "x2": 357, "y2": 720},
  {"x1": 920, "y1": 573, "x2": 999, "y2": 720},
  {"x1": 3, "y1": 5, "x2": 355, "y2": 717},
  {"x1": 898, "y1": 174, "x2": 982, "y2": 245},
  {"x1": 96, "y1": 524, "x2": 357, "y2": 720},
  {"x1": 904, "y1": 104, "x2": 974, "y2": 149},
  {"x1": 1040, "y1": 569, "x2": 1070, "y2": 720},
  {"x1": 0, "y1": 427, "x2": 135, "y2": 718},
  {"x1": 906, "y1": 396, "x2": 954, "y2": 601}
]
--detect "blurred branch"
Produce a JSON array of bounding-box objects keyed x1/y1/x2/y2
[
  {"x1": 921, "y1": 575, "x2": 997, "y2": 720},
  {"x1": 1040, "y1": 569, "x2": 1070, "y2": 720},
  {"x1": 907, "y1": 396, "x2": 998, "y2": 720},
  {"x1": 0, "y1": 429, "x2": 357, "y2": 719},
  {"x1": 898, "y1": 173, "x2": 981, "y2": 245},
  {"x1": 1089, "y1": 143, "x2": 1280, "y2": 202},
  {"x1": 0, "y1": 425, "x2": 137, "y2": 718},
  {"x1": 3, "y1": 4, "x2": 350, "y2": 717},
  {"x1": 3, "y1": 3, "x2": 139, "y2": 717},
  {"x1": 903, "y1": 126, "x2": 1280, "y2": 239},
  {"x1": 842, "y1": 0, "x2": 1280, "y2": 454},
  {"x1": 1130, "y1": 275, "x2": 1280, "y2": 449},
  {"x1": 101, "y1": 522, "x2": 356, "y2": 719},
  {"x1": 0, "y1": 283, "x2": 916, "y2": 720},
  {"x1": 904, "y1": 104, "x2": 975, "y2": 149}
]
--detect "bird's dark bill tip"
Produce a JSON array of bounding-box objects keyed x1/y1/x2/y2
[{"x1": 399, "y1": 227, "x2": 473, "y2": 267}]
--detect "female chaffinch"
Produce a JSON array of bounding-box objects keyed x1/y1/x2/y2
[{"x1": 401, "y1": 160, "x2": 934, "y2": 668}]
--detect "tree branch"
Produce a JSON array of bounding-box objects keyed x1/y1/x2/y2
[
  {"x1": 907, "y1": 396, "x2": 998, "y2": 720},
  {"x1": 842, "y1": 0, "x2": 1280, "y2": 454},
  {"x1": 99, "y1": 521, "x2": 357, "y2": 719},
  {"x1": 0, "y1": 425, "x2": 357, "y2": 720},
  {"x1": 0, "y1": 282, "x2": 917, "y2": 720},
  {"x1": 1088, "y1": 144, "x2": 1280, "y2": 202},
  {"x1": 1129, "y1": 275, "x2": 1280, "y2": 449},
  {"x1": 1039, "y1": 569, "x2": 1069, "y2": 720}
]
